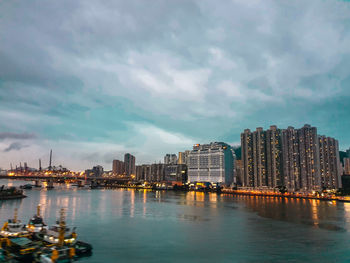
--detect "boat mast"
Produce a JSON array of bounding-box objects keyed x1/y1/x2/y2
[
  {"x1": 37, "y1": 205, "x2": 41, "y2": 217},
  {"x1": 58, "y1": 208, "x2": 65, "y2": 247},
  {"x1": 13, "y1": 208, "x2": 18, "y2": 223}
]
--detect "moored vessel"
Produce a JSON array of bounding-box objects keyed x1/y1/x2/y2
[
  {"x1": 0, "y1": 209, "x2": 28, "y2": 238},
  {"x1": 27, "y1": 205, "x2": 47, "y2": 234}
]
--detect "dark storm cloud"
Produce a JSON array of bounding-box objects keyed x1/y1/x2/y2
[
  {"x1": 0, "y1": 132, "x2": 36, "y2": 140},
  {"x1": 1, "y1": 0, "x2": 350, "y2": 170},
  {"x1": 3, "y1": 142, "x2": 29, "y2": 152}
]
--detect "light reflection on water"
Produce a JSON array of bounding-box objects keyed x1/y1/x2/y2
[{"x1": 1, "y1": 180, "x2": 350, "y2": 262}]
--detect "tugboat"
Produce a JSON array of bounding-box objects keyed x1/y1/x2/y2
[
  {"x1": 0, "y1": 209, "x2": 28, "y2": 238},
  {"x1": 27, "y1": 205, "x2": 47, "y2": 234},
  {"x1": 37, "y1": 209, "x2": 77, "y2": 246},
  {"x1": 35, "y1": 209, "x2": 76, "y2": 263}
]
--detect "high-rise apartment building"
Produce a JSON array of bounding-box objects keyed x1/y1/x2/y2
[
  {"x1": 344, "y1": 158, "x2": 350, "y2": 175},
  {"x1": 319, "y1": 136, "x2": 342, "y2": 189},
  {"x1": 178, "y1": 151, "x2": 190, "y2": 165},
  {"x1": 164, "y1": 154, "x2": 177, "y2": 165},
  {"x1": 241, "y1": 124, "x2": 341, "y2": 192},
  {"x1": 188, "y1": 142, "x2": 235, "y2": 185},
  {"x1": 112, "y1": 159, "x2": 125, "y2": 175},
  {"x1": 266, "y1": 125, "x2": 283, "y2": 188},
  {"x1": 281, "y1": 126, "x2": 301, "y2": 191},
  {"x1": 136, "y1": 164, "x2": 151, "y2": 181},
  {"x1": 298, "y1": 124, "x2": 320, "y2": 191},
  {"x1": 124, "y1": 153, "x2": 136, "y2": 177},
  {"x1": 241, "y1": 129, "x2": 253, "y2": 187},
  {"x1": 235, "y1": 159, "x2": 244, "y2": 186},
  {"x1": 241, "y1": 126, "x2": 282, "y2": 188}
]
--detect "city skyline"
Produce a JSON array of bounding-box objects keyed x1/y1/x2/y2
[
  {"x1": 1, "y1": 1, "x2": 350, "y2": 170},
  {"x1": 0, "y1": 123, "x2": 348, "y2": 171}
]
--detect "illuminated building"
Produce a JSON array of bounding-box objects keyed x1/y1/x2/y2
[
  {"x1": 253, "y1": 127, "x2": 268, "y2": 187},
  {"x1": 241, "y1": 129, "x2": 253, "y2": 187},
  {"x1": 281, "y1": 126, "x2": 301, "y2": 191},
  {"x1": 136, "y1": 164, "x2": 151, "y2": 181},
  {"x1": 241, "y1": 124, "x2": 341, "y2": 192},
  {"x1": 187, "y1": 142, "x2": 235, "y2": 185},
  {"x1": 319, "y1": 136, "x2": 342, "y2": 189},
  {"x1": 85, "y1": 165, "x2": 104, "y2": 177},
  {"x1": 124, "y1": 153, "x2": 136, "y2": 177},
  {"x1": 298, "y1": 124, "x2": 320, "y2": 191},
  {"x1": 241, "y1": 126, "x2": 282, "y2": 188},
  {"x1": 266, "y1": 125, "x2": 283, "y2": 188},
  {"x1": 112, "y1": 160, "x2": 125, "y2": 175},
  {"x1": 164, "y1": 164, "x2": 187, "y2": 183},
  {"x1": 164, "y1": 154, "x2": 177, "y2": 165},
  {"x1": 150, "y1": 163, "x2": 165, "y2": 181},
  {"x1": 178, "y1": 151, "x2": 190, "y2": 165}
]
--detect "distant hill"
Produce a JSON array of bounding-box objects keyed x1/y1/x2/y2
[
  {"x1": 340, "y1": 151, "x2": 347, "y2": 165},
  {"x1": 233, "y1": 146, "x2": 241, "y2": 160}
]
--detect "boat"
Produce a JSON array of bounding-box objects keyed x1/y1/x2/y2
[
  {"x1": 2, "y1": 237, "x2": 41, "y2": 262},
  {"x1": 36, "y1": 246, "x2": 75, "y2": 263},
  {"x1": 1, "y1": 208, "x2": 92, "y2": 262},
  {"x1": 74, "y1": 241, "x2": 92, "y2": 256},
  {"x1": 0, "y1": 186, "x2": 26, "y2": 200},
  {"x1": 20, "y1": 184, "x2": 33, "y2": 190},
  {"x1": 0, "y1": 209, "x2": 28, "y2": 238},
  {"x1": 27, "y1": 205, "x2": 47, "y2": 234},
  {"x1": 35, "y1": 209, "x2": 77, "y2": 263},
  {"x1": 38, "y1": 209, "x2": 77, "y2": 246}
]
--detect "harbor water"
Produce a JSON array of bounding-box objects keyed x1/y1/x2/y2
[{"x1": 1, "y1": 179, "x2": 350, "y2": 262}]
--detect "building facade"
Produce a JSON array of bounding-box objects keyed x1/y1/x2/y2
[
  {"x1": 124, "y1": 153, "x2": 136, "y2": 177},
  {"x1": 164, "y1": 164, "x2": 187, "y2": 183},
  {"x1": 344, "y1": 158, "x2": 350, "y2": 175},
  {"x1": 178, "y1": 151, "x2": 190, "y2": 165},
  {"x1": 188, "y1": 142, "x2": 235, "y2": 185},
  {"x1": 319, "y1": 136, "x2": 342, "y2": 189},
  {"x1": 164, "y1": 154, "x2": 177, "y2": 165},
  {"x1": 241, "y1": 124, "x2": 341, "y2": 192},
  {"x1": 112, "y1": 160, "x2": 125, "y2": 175}
]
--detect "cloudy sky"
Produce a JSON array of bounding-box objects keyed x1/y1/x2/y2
[{"x1": 1, "y1": 0, "x2": 350, "y2": 170}]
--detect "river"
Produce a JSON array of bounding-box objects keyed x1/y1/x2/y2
[{"x1": 1, "y1": 179, "x2": 350, "y2": 262}]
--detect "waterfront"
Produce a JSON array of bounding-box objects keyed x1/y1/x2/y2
[{"x1": 1, "y1": 180, "x2": 350, "y2": 262}]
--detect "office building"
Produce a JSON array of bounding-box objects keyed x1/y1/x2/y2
[{"x1": 188, "y1": 142, "x2": 235, "y2": 185}]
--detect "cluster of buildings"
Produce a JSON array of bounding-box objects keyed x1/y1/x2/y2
[
  {"x1": 112, "y1": 153, "x2": 136, "y2": 177},
  {"x1": 240, "y1": 124, "x2": 341, "y2": 192},
  {"x1": 82, "y1": 124, "x2": 346, "y2": 194},
  {"x1": 134, "y1": 142, "x2": 236, "y2": 186},
  {"x1": 85, "y1": 153, "x2": 136, "y2": 178}
]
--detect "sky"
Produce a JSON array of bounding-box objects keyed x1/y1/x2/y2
[{"x1": 1, "y1": 0, "x2": 350, "y2": 171}]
